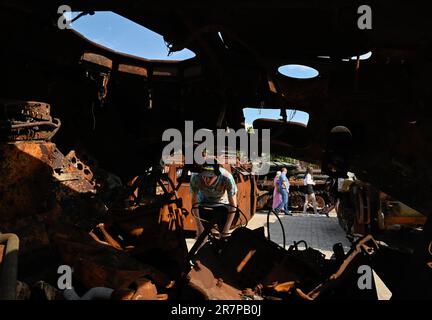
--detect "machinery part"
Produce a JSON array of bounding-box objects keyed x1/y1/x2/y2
[
  {"x1": 289, "y1": 191, "x2": 304, "y2": 210},
  {"x1": 65, "y1": 150, "x2": 95, "y2": 183},
  {"x1": 337, "y1": 192, "x2": 356, "y2": 234},
  {"x1": 185, "y1": 260, "x2": 243, "y2": 300},
  {"x1": 108, "y1": 198, "x2": 190, "y2": 281},
  {"x1": 311, "y1": 195, "x2": 325, "y2": 211},
  {"x1": 286, "y1": 240, "x2": 327, "y2": 278},
  {"x1": 51, "y1": 224, "x2": 174, "y2": 291},
  {"x1": 0, "y1": 118, "x2": 61, "y2": 141},
  {"x1": 89, "y1": 223, "x2": 123, "y2": 251},
  {"x1": 0, "y1": 100, "x2": 52, "y2": 121},
  {"x1": 0, "y1": 100, "x2": 61, "y2": 141},
  {"x1": 296, "y1": 235, "x2": 378, "y2": 300},
  {"x1": 256, "y1": 191, "x2": 271, "y2": 210},
  {"x1": 353, "y1": 184, "x2": 371, "y2": 225},
  {"x1": 218, "y1": 227, "x2": 285, "y2": 289},
  {"x1": 0, "y1": 233, "x2": 20, "y2": 300}
]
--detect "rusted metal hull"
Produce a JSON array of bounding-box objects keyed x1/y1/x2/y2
[{"x1": 0, "y1": 142, "x2": 96, "y2": 221}]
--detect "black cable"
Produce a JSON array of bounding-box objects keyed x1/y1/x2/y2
[
  {"x1": 70, "y1": 11, "x2": 95, "y2": 24},
  {"x1": 266, "y1": 209, "x2": 286, "y2": 250}
]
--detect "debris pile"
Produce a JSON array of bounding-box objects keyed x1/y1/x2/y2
[{"x1": 0, "y1": 100, "x2": 382, "y2": 300}]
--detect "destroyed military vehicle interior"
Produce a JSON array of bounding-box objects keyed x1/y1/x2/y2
[{"x1": 0, "y1": 0, "x2": 431, "y2": 304}]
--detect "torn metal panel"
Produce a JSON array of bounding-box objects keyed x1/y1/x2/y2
[
  {"x1": 186, "y1": 260, "x2": 244, "y2": 300},
  {"x1": 81, "y1": 52, "x2": 113, "y2": 70},
  {"x1": 51, "y1": 223, "x2": 173, "y2": 291},
  {"x1": 296, "y1": 235, "x2": 379, "y2": 300}
]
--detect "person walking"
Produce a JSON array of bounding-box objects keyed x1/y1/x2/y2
[
  {"x1": 272, "y1": 171, "x2": 282, "y2": 212},
  {"x1": 276, "y1": 168, "x2": 291, "y2": 215},
  {"x1": 302, "y1": 167, "x2": 318, "y2": 214}
]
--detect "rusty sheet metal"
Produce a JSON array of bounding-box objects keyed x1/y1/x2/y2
[
  {"x1": 0, "y1": 142, "x2": 57, "y2": 221},
  {"x1": 118, "y1": 64, "x2": 148, "y2": 77},
  {"x1": 187, "y1": 260, "x2": 244, "y2": 300},
  {"x1": 0, "y1": 141, "x2": 95, "y2": 222},
  {"x1": 296, "y1": 235, "x2": 379, "y2": 300},
  {"x1": 51, "y1": 223, "x2": 173, "y2": 292},
  {"x1": 232, "y1": 168, "x2": 256, "y2": 226},
  {"x1": 0, "y1": 100, "x2": 61, "y2": 141},
  {"x1": 51, "y1": 149, "x2": 96, "y2": 200},
  {"x1": 174, "y1": 180, "x2": 197, "y2": 232},
  {"x1": 218, "y1": 228, "x2": 284, "y2": 289},
  {"x1": 81, "y1": 52, "x2": 113, "y2": 69},
  {"x1": 65, "y1": 150, "x2": 95, "y2": 183},
  {"x1": 153, "y1": 66, "x2": 179, "y2": 77},
  {"x1": 256, "y1": 190, "x2": 271, "y2": 211},
  {"x1": 89, "y1": 223, "x2": 124, "y2": 251},
  {"x1": 107, "y1": 201, "x2": 189, "y2": 279},
  {"x1": 198, "y1": 227, "x2": 329, "y2": 300},
  {"x1": 0, "y1": 100, "x2": 52, "y2": 121}
]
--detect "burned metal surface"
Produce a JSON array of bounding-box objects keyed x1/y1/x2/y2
[
  {"x1": 0, "y1": 1, "x2": 431, "y2": 300},
  {"x1": 0, "y1": 100, "x2": 61, "y2": 142},
  {"x1": 186, "y1": 260, "x2": 244, "y2": 300}
]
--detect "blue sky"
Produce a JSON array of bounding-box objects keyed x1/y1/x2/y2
[
  {"x1": 69, "y1": 11, "x2": 195, "y2": 60},
  {"x1": 243, "y1": 108, "x2": 309, "y2": 127},
  {"x1": 278, "y1": 65, "x2": 319, "y2": 79}
]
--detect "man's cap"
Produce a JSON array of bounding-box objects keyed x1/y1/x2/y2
[{"x1": 201, "y1": 165, "x2": 217, "y2": 177}]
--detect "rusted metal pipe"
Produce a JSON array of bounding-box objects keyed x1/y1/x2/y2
[
  {"x1": 0, "y1": 233, "x2": 19, "y2": 300},
  {"x1": 7, "y1": 119, "x2": 60, "y2": 129}
]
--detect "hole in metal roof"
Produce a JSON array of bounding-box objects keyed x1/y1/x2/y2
[
  {"x1": 350, "y1": 51, "x2": 372, "y2": 60},
  {"x1": 278, "y1": 64, "x2": 319, "y2": 79},
  {"x1": 243, "y1": 108, "x2": 309, "y2": 130},
  {"x1": 68, "y1": 11, "x2": 196, "y2": 61}
]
